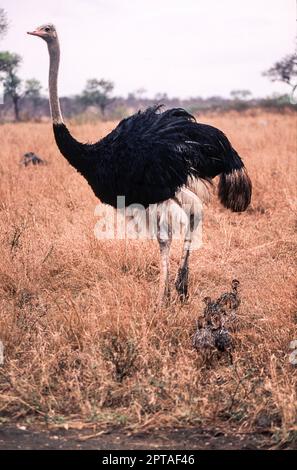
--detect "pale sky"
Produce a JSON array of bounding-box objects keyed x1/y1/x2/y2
[{"x1": 0, "y1": 0, "x2": 295, "y2": 99}]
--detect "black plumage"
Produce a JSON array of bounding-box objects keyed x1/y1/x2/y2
[{"x1": 53, "y1": 105, "x2": 252, "y2": 210}]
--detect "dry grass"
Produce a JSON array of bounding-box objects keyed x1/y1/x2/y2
[{"x1": 0, "y1": 110, "x2": 296, "y2": 442}]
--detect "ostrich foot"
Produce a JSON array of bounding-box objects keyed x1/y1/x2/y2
[{"x1": 175, "y1": 266, "x2": 189, "y2": 302}]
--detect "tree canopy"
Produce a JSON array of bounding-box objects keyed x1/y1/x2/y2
[
  {"x1": 0, "y1": 8, "x2": 8, "y2": 40},
  {"x1": 24, "y1": 78, "x2": 42, "y2": 99},
  {"x1": 0, "y1": 52, "x2": 22, "y2": 120},
  {"x1": 263, "y1": 53, "x2": 297, "y2": 89},
  {"x1": 80, "y1": 78, "x2": 114, "y2": 115}
]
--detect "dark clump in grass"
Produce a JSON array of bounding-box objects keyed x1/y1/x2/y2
[{"x1": 101, "y1": 333, "x2": 138, "y2": 383}]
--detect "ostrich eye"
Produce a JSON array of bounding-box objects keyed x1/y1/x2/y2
[{"x1": 44, "y1": 27, "x2": 50, "y2": 32}]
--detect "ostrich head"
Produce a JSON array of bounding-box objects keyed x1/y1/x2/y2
[
  {"x1": 27, "y1": 23, "x2": 62, "y2": 124},
  {"x1": 27, "y1": 24, "x2": 57, "y2": 42},
  {"x1": 231, "y1": 279, "x2": 240, "y2": 292},
  {"x1": 203, "y1": 296, "x2": 212, "y2": 305}
]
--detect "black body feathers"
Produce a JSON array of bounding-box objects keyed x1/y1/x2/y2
[{"x1": 53, "y1": 105, "x2": 251, "y2": 211}]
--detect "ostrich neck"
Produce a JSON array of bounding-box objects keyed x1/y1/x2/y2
[
  {"x1": 47, "y1": 36, "x2": 96, "y2": 178},
  {"x1": 47, "y1": 39, "x2": 63, "y2": 124}
]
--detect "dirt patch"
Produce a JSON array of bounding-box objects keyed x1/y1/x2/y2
[{"x1": 0, "y1": 425, "x2": 294, "y2": 450}]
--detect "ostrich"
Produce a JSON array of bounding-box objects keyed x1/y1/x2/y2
[
  {"x1": 202, "y1": 279, "x2": 241, "y2": 330},
  {"x1": 20, "y1": 152, "x2": 47, "y2": 167},
  {"x1": 193, "y1": 281, "x2": 241, "y2": 358},
  {"x1": 216, "y1": 279, "x2": 240, "y2": 329},
  {"x1": 27, "y1": 24, "x2": 252, "y2": 306}
]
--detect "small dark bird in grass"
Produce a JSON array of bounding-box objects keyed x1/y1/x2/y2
[
  {"x1": 192, "y1": 317, "x2": 215, "y2": 351},
  {"x1": 202, "y1": 296, "x2": 226, "y2": 326},
  {"x1": 216, "y1": 279, "x2": 240, "y2": 331},
  {"x1": 214, "y1": 327, "x2": 233, "y2": 352},
  {"x1": 216, "y1": 279, "x2": 240, "y2": 310},
  {"x1": 193, "y1": 280, "x2": 240, "y2": 358},
  {"x1": 20, "y1": 152, "x2": 47, "y2": 167},
  {"x1": 193, "y1": 312, "x2": 233, "y2": 355}
]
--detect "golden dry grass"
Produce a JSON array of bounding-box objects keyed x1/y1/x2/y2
[{"x1": 0, "y1": 110, "x2": 296, "y2": 441}]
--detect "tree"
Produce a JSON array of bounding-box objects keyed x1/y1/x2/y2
[
  {"x1": 154, "y1": 92, "x2": 168, "y2": 102},
  {"x1": 0, "y1": 51, "x2": 20, "y2": 72},
  {"x1": 24, "y1": 78, "x2": 42, "y2": 98},
  {"x1": 263, "y1": 53, "x2": 297, "y2": 89},
  {"x1": 230, "y1": 89, "x2": 252, "y2": 101},
  {"x1": 0, "y1": 52, "x2": 22, "y2": 121},
  {"x1": 0, "y1": 8, "x2": 8, "y2": 40},
  {"x1": 24, "y1": 78, "x2": 42, "y2": 112},
  {"x1": 134, "y1": 88, "x2": 147, "y2": 99},
  {"x1": 81, "y1": 78, "x2": 114, "y2": 116}
]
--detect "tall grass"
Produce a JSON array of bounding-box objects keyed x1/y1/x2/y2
[{"x1": 0, "y1": 110, "x2": 296, "y2": 439}]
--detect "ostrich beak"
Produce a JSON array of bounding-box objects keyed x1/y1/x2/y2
[{"x1": 27, "y1": 30, "x2": 42, "y2": 37}]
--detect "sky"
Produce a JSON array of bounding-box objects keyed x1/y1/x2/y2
[{"x1": 0, "y1": 0, "x2": 295, "y2": 99}]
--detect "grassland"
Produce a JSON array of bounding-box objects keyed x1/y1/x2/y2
[{"x1": 0, "y1": 110, "x2": 296, "y2": 447}]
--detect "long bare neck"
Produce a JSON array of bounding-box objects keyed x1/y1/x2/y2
[
  {"x1": 47, "y1": 35, "x2": 95, "y2": 176},
  {"x1": 47, "y1": 38, "x2": 63, "y2": 124}
]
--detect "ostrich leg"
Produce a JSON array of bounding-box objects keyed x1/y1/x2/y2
[
  {"x1": 175, "y1": 214, "x2": 193, "y2": 301},
  {"x1": 175, "y1": 189, "x2": 202, "y2": 302},
  {"x1": 156, "y1": 208, "x2": 172, "y2": 307}
]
